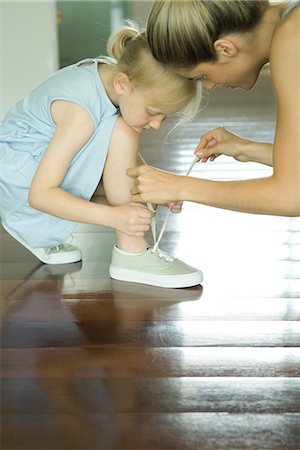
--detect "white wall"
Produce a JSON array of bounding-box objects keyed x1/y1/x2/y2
[{"x1": 0, "y1": 0, "x2": 59, "y2": 120}]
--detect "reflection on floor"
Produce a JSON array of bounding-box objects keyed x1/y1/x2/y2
[{"x1": 1, "y1": 71, "x2": 300, "y2": 449}]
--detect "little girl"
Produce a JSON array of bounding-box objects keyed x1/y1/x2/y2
[{"x1": 0, "y1": 25, "x2": 203, "y2": 288}]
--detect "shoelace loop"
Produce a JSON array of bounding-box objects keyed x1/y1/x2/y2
[{"x1": 150, "y1": 247, "x2": 174, "y2": 262}]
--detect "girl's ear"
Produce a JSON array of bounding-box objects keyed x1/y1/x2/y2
[
  {"x1": 114, "y1": 72, "x2": 131, "y2": 95},
  {"x1": 214, "y1": 39, "x2": 238, "y2": 58}
]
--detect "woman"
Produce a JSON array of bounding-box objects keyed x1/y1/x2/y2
[{"x1": 128, "y1": 0, "x2": 300, "y2": 217}]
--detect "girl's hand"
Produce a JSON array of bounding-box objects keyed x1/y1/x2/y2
[
  {"x1": 113, "y1": 202, "x2": 155, "y2": 237},
  {"x1": 148, "y1": 201, "x2": 183, "y2": 214},
  {"x1": 169, "y1": 201, "x2": 183, "y2": 213},
  {"x1": 195, "y1": 127, "x2": 249, "y2": 163}
]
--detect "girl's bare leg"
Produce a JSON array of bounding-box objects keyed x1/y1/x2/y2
[{"x1": 102, "y1": 118, "x2": 149, "y2": 253}]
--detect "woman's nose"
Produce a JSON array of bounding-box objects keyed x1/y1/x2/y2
[{"x1": 204, "y1": 80, "x2": 217, "y2": 91}]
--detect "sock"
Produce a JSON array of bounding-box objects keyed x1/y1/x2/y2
[{"x1": 114, "y1": 245, "x2": 149, "y2": 256}]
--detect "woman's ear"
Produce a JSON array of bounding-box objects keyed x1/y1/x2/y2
[
  {"x1": 214, "y1": 39, "x2": 238, "y2": 58},
  {"x1": 114, "y1": 72, "x2": 131, "y2": 95}
]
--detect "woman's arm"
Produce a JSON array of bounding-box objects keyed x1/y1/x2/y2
[
  {"x1": 127, "y1": 165, "x2": 277, "y2": 214},
  {"x1": 268, "y1": 5, "x2": 300, "y2": 214},
  {"x1": 29, "y1": 101, "x2": 153, "y2": 236},
  {"x1": 195, "y1": 127, "x2": 273, "y2": 166}
]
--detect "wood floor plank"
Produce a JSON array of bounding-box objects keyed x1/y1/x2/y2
[
  {"x1": 2, "y1": 347, "x2": 300, "y2": 378},
  {"x1": 1, "y1": 320, "x2": 300, "y2": 348},
  {"x1": 2, "y1": 294, "x2": 300, "y2": 322},
  {"x1": 2, "y1": 412, "x2": 300, "y2": 449},
  {"x1": 2, "y1": 377, "x2": 300, "y2": 414}
]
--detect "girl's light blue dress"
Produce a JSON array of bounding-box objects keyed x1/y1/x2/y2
[{"x1": 0, "y1": 59, "x2": 119, "y2": 247}]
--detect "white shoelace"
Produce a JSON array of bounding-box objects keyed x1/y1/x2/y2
[
  {"x1": 151, "y1": 246, "x2": 174, "y2": 261},
  {"x1": 138, "y1": 153, "x2": 198, "y2": 254}
]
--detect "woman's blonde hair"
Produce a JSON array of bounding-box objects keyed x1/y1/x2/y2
[
  {"x1": 147, "y1": 0, "x2": 270, "y2": 69},
  {"x1": 107, "y1": 23, "x2": 202, "y2": 126}
]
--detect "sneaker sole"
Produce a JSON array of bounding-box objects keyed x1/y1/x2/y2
[
  {"x1": 2, "y1": 222, "x2": 82, "y2": 265},
  {"x1": 109, "y1": 266, "x2": 203, "y2": 288}
]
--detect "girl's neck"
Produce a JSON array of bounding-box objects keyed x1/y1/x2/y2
[{"x1": 98, "y1": 63, "x2": 120, "y2": 108}]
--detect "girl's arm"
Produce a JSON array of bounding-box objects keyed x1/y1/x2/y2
[
  {"x1": 29, "y1": 100, "x2": 153, "y2": 236},
  {"x1": 195, "y1": 127, "x2": 273, "y2": 166},
  {"x1": 127, "y1": 14, "x2": 300, "y2": 217}
]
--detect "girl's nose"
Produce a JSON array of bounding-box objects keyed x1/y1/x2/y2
[
  {"x1": 150, "y1": 116, "x2": 165, "y2": 130},
  {"x1": 150, "y1": 120, "x2": 161, "y2": 130}
]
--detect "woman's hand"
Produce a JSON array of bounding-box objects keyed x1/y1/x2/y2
[
  {"x1": 195, "y1": 126, "x2": 250, "y2": 162},
  {"x1": 127, "y1": 165, "x2": 182, "y2": 205},
  {"x1": 112, "y1": 202, "x2": 155, "y2": 237}
]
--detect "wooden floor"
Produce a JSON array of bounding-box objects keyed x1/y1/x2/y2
[{"x1": 1, "y1": 70, "x2": 300, "y2": 450}]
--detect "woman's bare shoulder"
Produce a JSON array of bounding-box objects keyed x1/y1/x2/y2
[{"x1": 271, "y1": 4, "x2": 300, "y2": 51}]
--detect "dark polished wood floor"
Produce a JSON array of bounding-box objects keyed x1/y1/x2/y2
[{"x1": 1, "y1": 70, "x2": 300, "y2": 449}]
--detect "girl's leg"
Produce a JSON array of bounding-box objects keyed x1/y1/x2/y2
[
  {"x1": 104, "y1": 118, "x2": 203, "y2": 288},
  {"x1": 102, "y1": 118, "x2": 149, "y2": 253}
]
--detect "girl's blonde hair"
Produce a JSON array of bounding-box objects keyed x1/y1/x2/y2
[
  {"x1": 147, "y1": 0, "x2": 270, "y2": 69},
  {"x1": 107, "y1": 23, "x2": 202, "y2": 126}
]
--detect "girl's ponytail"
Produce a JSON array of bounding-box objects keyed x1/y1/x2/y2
[{"x1": 107, "y1": 24, "x2": 139, "y2": 62}]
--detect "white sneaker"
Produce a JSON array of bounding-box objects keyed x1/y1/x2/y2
[
  {"x1": 109, "y1": 246, "x2": 203, "y2": 288},
  {"x1": 2, "y1": 222, "x2": 82, "y2": 265}
]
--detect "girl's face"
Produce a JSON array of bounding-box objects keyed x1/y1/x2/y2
[{"x1": 118, "y1": 85, "x2": 168, "y2": 133}]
